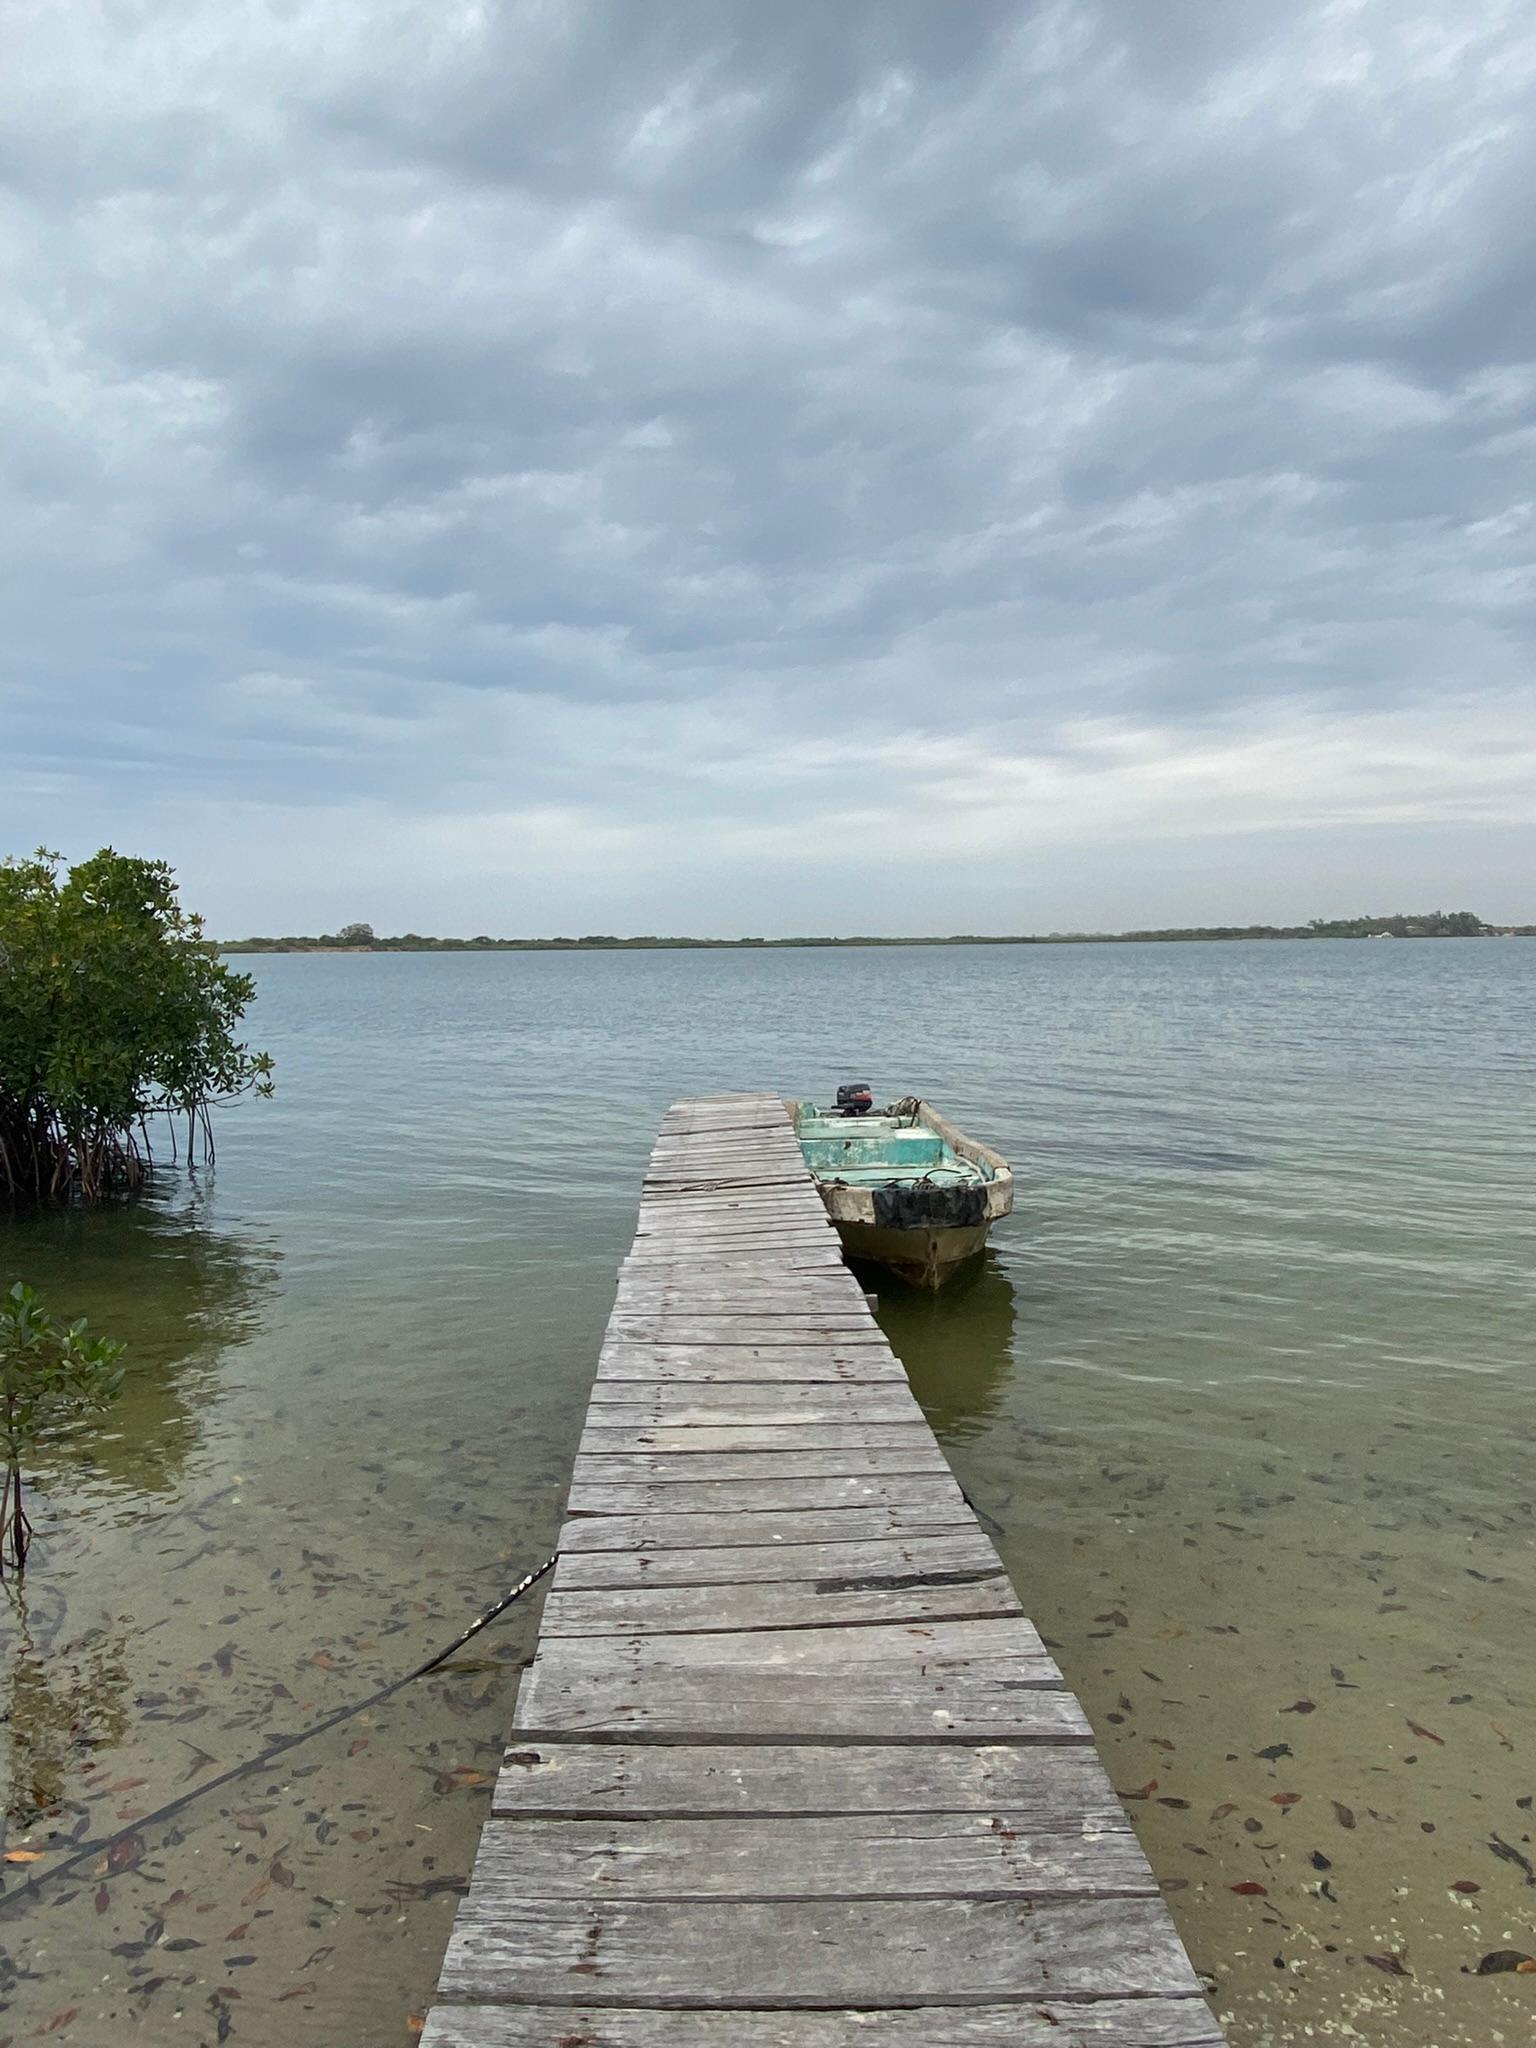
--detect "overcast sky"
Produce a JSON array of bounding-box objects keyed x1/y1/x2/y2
[{"x1": 5, "y1": 1, "x2": 1534, "y2": 935}]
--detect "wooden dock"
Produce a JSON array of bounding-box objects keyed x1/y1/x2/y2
[{"x1": 422, "y1": 1095, "x2": 1221, "y2": 2047}]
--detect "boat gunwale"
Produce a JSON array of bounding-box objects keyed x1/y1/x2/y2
[{"x1": 786, "y1": 1097, "x2": 1014, "y2": 1230}]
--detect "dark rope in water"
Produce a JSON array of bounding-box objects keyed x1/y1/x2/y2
[{"x1": 0, "y1": 1552, "x2": 557, "y2": 1916}]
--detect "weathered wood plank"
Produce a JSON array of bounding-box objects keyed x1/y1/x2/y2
[
  {"x1": 438, "y1": 1894, "x2": 1202, "y2": 2005},
  {"x1": 614, "y1": 1261, "x2": 856, "y2": 1277},
  {"x1": 618, "y1": 1245, "x2": 843, "y2": 1261},
  {"x1": 575, "y1": 1425, "x2": 943, "y2": 1457},
  {"x1": 422, "y1": 2004, "x2": 1225, "y2": 2048},
  {"x1": 539, "y1": 1572, "x2": 1022, "y2": 1636},
  {"x1": 584, "y1": 1394, "x2": 924, "y2": 1425},
  {"x1": 608, "y1": 1322, "x2": 886, "y2": 1347},
  {"x1": 589, "y1": 1359, "x2": 909, "y2": 1392},
  {"x1": 614, "y1": 1297, "x2": 868, "y2": 1316},
  {"x1": 614, "y1": 1300, "x2": 870, "y2": 1316},
  {"x1": 515, "y1": 1625, "x2": 1087, "y2": 1742},
  {"x1": 492, "y1": 1740, "x2": 1120, "y2": 1819},
  {"x1": 566, "y1": 1472, "x2": 966, "y2": 1516},
  {"x1": 650, "y1": 1147, "x2": 806, "y2": 1159},
  {"x1": 510, "y1": 1674, "x2": 1087, "y2": 1746},
  {"x1": 573, "y1": 1450, "x2": 950, "y2": 1486},
  {"x1": 463, "y1": 1807, "x2": 1153, "y2": 1900},
  {"x1": 551, "y1": 1531, "x2": 1004, "y2": 1591},
  {"x1": 631, "y1": 1232, "x2": 832, "y2": 1246},
  {"x1": 581, "y1": 1407, "x2": 925, "y2": 1436},
  {"x1": 628, "y1": 1238, "x2": 838, "y2": 1257},
  {"x1": 624, "y1": 1264, "x2": 844, "y2": 1279},
  {"x1": 522, "y1": 1613, "x2": 1050, "y2": 1672},
  {"x1": 595, "y1": 1349, "x2": 905, "y2": 1384},
  {"x1": 633, "y1": 1209, "x2": 830, "y2": 1226},
  {"x1": 643, "y1": 1176, "x2": 810, "y2": 1193},
  {"x1": 584, "y1": 1387, "x2": 926, "y2": 1421},
  {"x1": 555, "y1": 1503, "x2": 984, "y2": 1553},
  {"x1": 630, "y1": 1208, "x2": 829, "y2": 1223},
  {"x1": 636, "y1": 1194, "x2": 825, "y2": 1212},
  {"x1": 577, "y1": 1410, "x2": 927, "y2": 1440},
  {"x1": 612, "y1": 1291, "x2": 868, "y2": 1313}
]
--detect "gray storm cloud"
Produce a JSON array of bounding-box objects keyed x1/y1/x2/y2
[{"x1": 3, "y1": 0, "x2": 1533, "y2": 932}]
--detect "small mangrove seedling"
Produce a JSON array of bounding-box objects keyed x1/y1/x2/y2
[{"x1": 0, "y1": 1282, "x2": 125, "y2": 1577}]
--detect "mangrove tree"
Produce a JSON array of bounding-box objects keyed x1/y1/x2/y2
[{"x1": 0, "y1": 848, "x2": 273, "y2": 1202}]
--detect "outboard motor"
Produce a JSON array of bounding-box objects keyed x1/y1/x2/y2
[{"x1": 835, "y1": 1081, "x2": 875, "y2": 1117}]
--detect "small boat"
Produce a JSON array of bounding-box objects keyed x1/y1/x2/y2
[{"x1": 791, "y1": 1087, "x2": 1013, "y2": 1289}]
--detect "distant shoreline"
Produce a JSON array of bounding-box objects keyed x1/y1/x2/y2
[{"x1": 221, "y1": 913, "x2": 1531, "y2": 954}]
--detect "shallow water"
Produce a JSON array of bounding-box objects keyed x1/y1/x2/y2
[{"x1": 1, "y1": 939, "x2": 1533, "y2": 2046}]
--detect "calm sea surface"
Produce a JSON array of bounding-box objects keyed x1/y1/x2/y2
[{"x1": 2, "y1": 940, "x2": 1534, "y2": 2047}]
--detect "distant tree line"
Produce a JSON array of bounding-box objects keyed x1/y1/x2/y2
[{"x1": 218, "y1": 910, "x2": 1522, "y2": 953}]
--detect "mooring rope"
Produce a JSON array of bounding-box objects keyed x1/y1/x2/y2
[{"x1": 0, "y1": 1551, "x2": 558, "y2": 1916}]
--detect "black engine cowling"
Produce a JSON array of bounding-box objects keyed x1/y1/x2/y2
[{"x1": 835, "y1": 1081, "x2": 875, "y2": 1116}]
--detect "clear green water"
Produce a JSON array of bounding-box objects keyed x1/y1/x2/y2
[{"x1": 1, "y1": 940, "x2": 1533, "y2": 2046}]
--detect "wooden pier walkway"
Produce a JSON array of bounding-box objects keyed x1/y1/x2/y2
[{"x1": 422, "y1": 1094, "x2": 1221, "y2": 2047}]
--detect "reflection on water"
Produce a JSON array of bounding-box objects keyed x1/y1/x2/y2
[
  {"x1": 3, "y1": 1601, "x2": 130, "y2": 1825},
  {"x1": 869, "y1": 1251, "x2": 1017, "y2": 1442},
  {"x1": 0, "y1": 939, "x2": 1532, "y2": 2047},
  {"x1": 8, "y1": 1184, "x2": 276, "y2": 1502}
]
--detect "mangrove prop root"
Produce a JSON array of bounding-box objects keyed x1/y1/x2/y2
[
  {"x1": 0, "y1": 1465, "x2": 33, "y2": 1576},
  {"x1": 0, "y1": 1104, "x2": 181, "y2": 1206},
  {"x1": 0, "y1": 1552, "x2": 557, "y2": 1915}
]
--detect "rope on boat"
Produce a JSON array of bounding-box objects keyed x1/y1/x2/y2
[{"x1": 0, "y1": 1551, "x2": 558, "y2": 1916}]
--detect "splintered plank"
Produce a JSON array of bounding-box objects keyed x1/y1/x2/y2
[
  {"x1": 577, "y1": 1412, "x2": 929, "y2": 1443},
  {"x1": 608, "y1": 1323, "x2": 887, "y2": 1349},
  {"x1": 630, "y1": 1221, "x2": 833, "y2": 1237},
  {"x1": 581, "y1": 1406, "x2": 923, "y2": 1444},
  {"x1": 637, "y1": 1195, "x2": 822, "y2": 1213},
  {"x1": 438, "y1": 1894, "x2": 1202, "y2": 2006},
  {"x1": 538, "y1": 1572, "x2": 1023, "y2": 1636},
  {"x1": 571, "y1": 1451, "x2": 952, "y2": 1487},
  {"x1": 583, "y1": 1387, "x2": 926, "y2": 1423},
  {"x1": 421, "y1": 2006, "x2": 1226, "y2": 2048},
  {"x1": 611, "y1": 1292, "x2": 868, "y2": 1315},
  {"x1": 575, "y1": 1425, "x2": 944, "y2": 1457},
  {"x1": 521, "y1": 1614, "x2": 1052, "y2": 1673},
  {"x1": 555, "y1": 1503, "x2": 984, "y2": 1552},
  {"x1": 462, "y1": 1807, "x2": 1153, "y2": 1901},
  {"x1": 617, "y1": 1274, "x2": 850, "y2": 1293},
  {"x1": 491, "y1": 1740, "x2": 1123, "y2": 1820},
  {"x1": 573, "y1": 1441, "x2": 946, "y2": 1474},
  {"x1": 633, "y1": 1198, "x2": 830, "y2": 1211},
  {"x1": 618, "y1": 1253, "x2": 847, "y2": 1269},
  {"x1": 595, "y1": 1348, "x2": 906, "y2": 1384},
  {"x1": 551, "y1": 1530, "x2": 1005, "y2": 1590},
  {"x1": 565, "y1": 1472, "x2": 968, "y2": 1517},
  {"x1": 514, "y1": 1621, "x2": 1089, "y2": 1742}
]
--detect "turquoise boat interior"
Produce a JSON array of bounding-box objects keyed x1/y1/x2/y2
[{"x1": 793, "y1": 1108, "x2": 992, "y2": 1189}]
